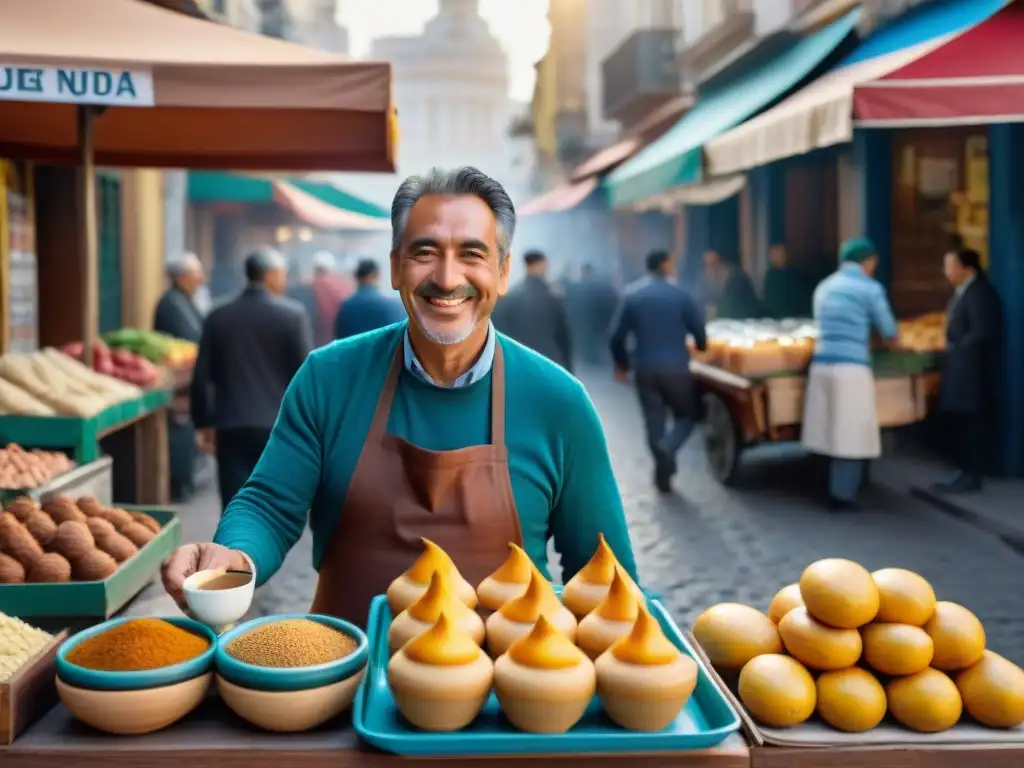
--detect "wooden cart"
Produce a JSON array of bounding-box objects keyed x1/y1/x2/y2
[{"x1": 692, "y1": 361, "x2": 941, "y2": 485}]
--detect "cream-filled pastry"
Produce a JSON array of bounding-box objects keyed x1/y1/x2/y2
[
  {"x1": 389, "y1": 612, "x2": 494, "y2": 732},
  {"x1": 576, "y1": 568, "x2": 641, "y2": 660},
  {"x1": 562, "y1": 533, "x2": 643, "y2": 618},
  {"x1": 476, "y1": 543, "x2": 536, "y2": 613},
  {"x1": 389, "y1": 570, "x2": 486, "y2": 653},
  {"x1": 485, "y1": 570, "x2": 577, "y2": 657},
  {"x1": 494, "y1": 615, "x2": 596, "y2": 733},
  {"x1": 596, "y1": 608, "x2": 698, "y2": 732},
  {"x1": 387, "y1": 538, "x2": 478, "y2": 614}
]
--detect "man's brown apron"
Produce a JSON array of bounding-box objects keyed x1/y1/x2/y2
[{"x1": 311, "y1": 339, "x2": 522, "y2": 626}]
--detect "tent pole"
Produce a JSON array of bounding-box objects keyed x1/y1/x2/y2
[{"x1": 78, "y1": 105, "x2": 98, "y2": 369}]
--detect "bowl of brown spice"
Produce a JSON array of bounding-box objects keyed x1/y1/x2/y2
[
  {"x1": 55, "y1": 617, "x2": 217, "y2": 735},
  {"x1": 214, "y1": 614, "x2": 367, "y2": 732}
]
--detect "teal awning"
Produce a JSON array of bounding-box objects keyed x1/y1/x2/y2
[
  {"x1": 605, "y1": 9, "x2": 860, "y2": 209},
  {"x1": 187, "y1": 171, "x2": 388, "y2": 219}
]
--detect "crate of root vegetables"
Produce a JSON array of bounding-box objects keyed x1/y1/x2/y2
[
  {"x1": 0, "y1": 496, "x2": 181, "y2": 624},
  {"x1": 0, "y1": 445, "x2": 76, "y2": 501},
  {"x1": 0, "y1": 449, "x2": 115, "y2": 507}
]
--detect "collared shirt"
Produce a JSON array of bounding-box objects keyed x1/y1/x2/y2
[
  {"x1": 403, "y1": 322, "x2": 496, "y2": 388},
  {"x1": 813, "y1": 262, "x2": 898, "y2": 366}
]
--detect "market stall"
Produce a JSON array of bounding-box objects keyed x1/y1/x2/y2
[
  {"x1": 3, "y1": 537, "x2": 1024, "y2": 766},
  {"x1": 0, "y1": 0, "x2": 395, "y2": 502},
  {"x1": 691, "y1": 317, "x2": 945, "y2": 484}
]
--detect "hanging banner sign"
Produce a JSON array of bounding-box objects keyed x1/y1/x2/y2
[{"x1": 0, "y1": 64, "x2": 154, "y2": 107}]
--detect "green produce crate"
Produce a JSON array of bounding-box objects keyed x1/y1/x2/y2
[
  {"x1": 141, "y1": 386, "x2": 172, "y2": 412},
  {"x1": 0, "y1": 508, "x2": 181, "y2": 625},
  {"x1": 0, "y1": 390, "x2": 172, "y2": 463}
]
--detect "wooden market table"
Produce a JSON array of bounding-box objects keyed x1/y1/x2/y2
[
  {"x1": 0, "y1": 697, "x2": 751, "y2": 768},
  {"x1": 750, "y1": 743, "x2": 1024, "y2": 768},
  {"x1": 4, "y1": 701, "x2": 1023, "y2": 768}
]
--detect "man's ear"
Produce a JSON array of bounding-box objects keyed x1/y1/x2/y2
[
  {"x1": 390, "y1": 250, "x2": 400, "y2": 290},
  {"x1": 498, "y1": 252, "x2": 511, "y2": 297}
]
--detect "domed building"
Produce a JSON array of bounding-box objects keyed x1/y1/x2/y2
[{"x1": 371, "y1": 0, "x2": 516, "y2": 185}]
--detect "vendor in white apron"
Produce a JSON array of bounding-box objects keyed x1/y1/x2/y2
[{"x1": 802, "y1": 238, "x2": 898, "y2": 511}]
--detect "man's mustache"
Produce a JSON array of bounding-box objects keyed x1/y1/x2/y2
[{"x1": 415, "y1": 281, "x2": 479, "y2": 300}]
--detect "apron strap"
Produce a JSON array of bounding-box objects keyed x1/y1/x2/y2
[
  {"x1": 491, "y1": 340, "x2": 506, "y2": 447},
  {"x1": 368, "y1": 332, "x2": 507, "y2": 447},
  {"x1": 366, "y1": 341, "x2": 405, "y2": 442}
]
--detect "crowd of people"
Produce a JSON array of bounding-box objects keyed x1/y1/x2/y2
[
  {"x1": 151, "y1": 166, "x2": 1003, "y2": 628},
  {"x1": 152, "y1": 168, "x2": 1003, "y2": 524}
]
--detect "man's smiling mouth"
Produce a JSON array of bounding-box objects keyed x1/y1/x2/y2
[{"x1": 425, "y1": 297, "x2": 470, "y2": 308}]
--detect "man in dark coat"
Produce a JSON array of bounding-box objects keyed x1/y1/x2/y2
[
  {"x1": 700, "y1": 249, "x2": 763, "y2": 320},
  {"x1": 933, "y1": 248, "x2": 1003, "y2": 493},
  {"x1": 191, "y1": 247, "x2": 313, "y2": 512},
  {"x1": 153, "y1": 253, "x2": 206, "y2": 501},
  {"x1": 492, "y1": 251, "x2": 573, "y2": 372},
  {"x1": 334, "y1": 259, "x2": 406, "y2": 340},
  {"x1": 154, "y1": 253, "x2": 205, "y2": 343},
  {"x1": 610, "y1": 249, "x2": 707, "y2": 493}
]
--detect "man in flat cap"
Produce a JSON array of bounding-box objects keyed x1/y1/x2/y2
[
  {"x1": 802, "y1": 238, "x2": 898, "y2": 511},
  {"x1": 190, "y1": 247, "x2": 313, "y2": 512}
]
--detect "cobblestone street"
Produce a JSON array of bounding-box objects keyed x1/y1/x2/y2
[{"x1": 130, "y1": 367, "x2": 1024, "y2": 666}]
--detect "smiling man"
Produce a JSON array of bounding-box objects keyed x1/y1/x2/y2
[{"x1": 161, "y1": 167, "x2": 638, "y2": 626}]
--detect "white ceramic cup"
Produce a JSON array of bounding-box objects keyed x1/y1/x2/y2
[{"x1": 183, "y1": 569, "x2": 255, "y2": 629}]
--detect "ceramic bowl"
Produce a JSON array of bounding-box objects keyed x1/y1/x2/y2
[
  {"x1": 183, "y1": 568, "x2": 255, "y2": 628},
  {"x1": 215, "y1": 613, "x2": 368, "y2": 692},
  {"x1": 216, "y1": 670, "x2": 364, "y2": 732},
  {"x1": 56, "y1": 617, "x2": 217, "y2": 691},
  {"x1": 57, "y1": 672, "x2": 212, "y2": 735}
]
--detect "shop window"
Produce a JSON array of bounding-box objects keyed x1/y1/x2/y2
[
  {"x1": 97, "y1": 173, "x2": 123, "y2": 335},
  {"x1": 890, "y1": 128, "x2": 988, "y2": 317}
]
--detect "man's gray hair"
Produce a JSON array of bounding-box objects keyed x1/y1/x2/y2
[
  {"x1": 391, "y1": 167, "x2": 516, "y2": 261},
  {"x1": 166, "y1": 252, "x2": 201, "y2": 278},
  {"x1": 245, "y1": 246, "x2": 287, "y2": 282}
]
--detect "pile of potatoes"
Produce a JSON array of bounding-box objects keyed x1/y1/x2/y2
[{"x1": 0, "y1": 495, "x2": 160, "y2": 584}]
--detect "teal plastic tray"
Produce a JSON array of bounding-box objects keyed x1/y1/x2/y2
[{"x1": 353, "y1": 592, "x2": 741, "y2": 757}]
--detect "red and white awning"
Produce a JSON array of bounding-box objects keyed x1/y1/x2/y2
[
  {"x1": 855, "y1": 2, "x2": 1024, "y2": 126},
  {"x1": 516, "y1": 177, "x2": 598, "y2": 217},
  {"x1": 272, "y1": 181, "x2": 390, "y2": 231},
  {"x1": 705, "y1": 2, "x2": 1017, "y2": 176}
]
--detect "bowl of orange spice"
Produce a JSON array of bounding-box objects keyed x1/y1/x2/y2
[{"x1": 55, "y1": 617, "x2": 216, "y2": 735}]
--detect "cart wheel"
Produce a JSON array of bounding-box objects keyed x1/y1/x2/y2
[{"x1": 703, "y1": 393, "x2": 741, "y2": 485}]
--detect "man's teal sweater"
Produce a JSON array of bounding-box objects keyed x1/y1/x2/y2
[{"x1": 214, "y1": 322, "x2": 639, "y2": 587}]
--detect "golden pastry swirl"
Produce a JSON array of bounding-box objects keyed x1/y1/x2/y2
[
  {"x1": 403, "y1": 612, "x2": 481, "y2": 666},
  {"x1": 594, "y1": 568, "x2": 640, "y2": 622},
  {"x1": 407, "y1": 570, "x2": 473, "y2": 623},
  {"x1": 498, "y1": 571, "x2": 562, "y2": 623},
  {"x1": 507, "y1": 615, "x2": 585, "y2": 670},
  {"x1": 405, "y1": 538, "x2": 456, "y2": 585},
  {"x1": 487, "y1": 542, "x2": 534, "y2": 584},
  {"x1": 610, "y1": 608, "x2": 681, "y2": 666},
  {"x1": 577, "y1": 533, "x2": 620, "y2": 585}
]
